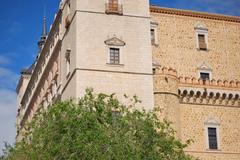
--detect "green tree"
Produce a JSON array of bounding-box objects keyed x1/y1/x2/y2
[{"x1": 3, "y1": 89, "x2": 195, "y2": 160}]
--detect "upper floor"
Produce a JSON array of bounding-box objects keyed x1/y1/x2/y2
[{"x1": 150, "y1": 6, "x2": 240, "y2": 81}]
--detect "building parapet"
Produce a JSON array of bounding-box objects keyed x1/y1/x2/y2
[
  {"x1": 179, "y1": 77, "x2": 240, "y2": 91},
  {"x1": 154, "y1": 67, "x2": 240, "y2": 107},
  {"x1": 150, "y1": 6, "x2": 240, "y2": 23},
  {"x1": 154, "y1": 66, "x2": 178, "y2": 77}
]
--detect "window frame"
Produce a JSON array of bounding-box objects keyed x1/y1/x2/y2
[
  {"x1": 207, "y1": 127, "x2": 218, "y2": 150},
  {"x1": 195, "y1": 28, "x2": 208, "y2": 51},
  {"x1": 200, "y1": 72, "x2": 210, "y2": 80},
  {"x1": 105, "y1": 0, "x2": 123, "y2": 15},
  {"x1": 109, "y1": 47, "x2": 120, "y2": 65},
  {"x1": 198, "y1": 69, "x2": 212, "y2": 81},
  {"x1": 150, "y1": 22, "x2": 159, "y2": 46},
  {"x1": 65, "y1": 49, "x2": 71, "y2": 77},
  {"x1": 204, "y1": 119, "x2": 220, "y2": 150}
]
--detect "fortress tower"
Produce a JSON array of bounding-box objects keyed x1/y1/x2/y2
[
  {"x1": 59, "y1": 0, "x2": 154, "y2": 109},
  {"x1": 153, "y1": 67, "x2": 181, "y2": 137}
]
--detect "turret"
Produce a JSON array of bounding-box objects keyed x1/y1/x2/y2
[
  {"x1": 38, "y1": 16, "x2": 47, "y2": 50},
  {"x1": 153, "y1": 67, "x2": 181, "y2": 137}
]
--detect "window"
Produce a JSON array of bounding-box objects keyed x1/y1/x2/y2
[
  {"x1": 198, "y1": 62, "x2": 212, "y2": 83},
  {"x1": 200, "y1": 72, "x2": 210, "y2": 85},
  {"x1": 65, "y1": 49, "x2": 71, "y2": 77},
  {"x1": 198, "y1": 34, "x2": 207, "y2": 50},
  {"x1": 151, "y1": 29, "x2": 155, "y2": 45},
  {"x1": 208, "y1": 127, "x2": 218, "y2": 150},
  {"x1": 106, "y1": 0, "x2": 123, "y2": 15},
  {"x1": 152, "y1": 68, "x2": 156, "y2": 75},
  {"x1": 109, "y1": 0, "x2": 118, "y2": 11},
  {"x1": 195, "y1": 22, "x2": 208, "y2": 51},
  {"x1": 67, "y1": 2, "x2": 71, "y2": 15},
  {"x1": 109, "y1": 48, "x2": 120, "y2": 64},
  {"x1": 150, "y1": 22, "x2": 158, "y2": 45},
  {"x1": 200, "y1": 72, "x2": 210, "y2": 80},
  {"x1": 205, "y1": 118, "x2": 220, "y2": 150}
]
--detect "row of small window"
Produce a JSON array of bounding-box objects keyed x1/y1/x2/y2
[{"x1": 150, "y1": 27, "x2": 208, "y2": 51}]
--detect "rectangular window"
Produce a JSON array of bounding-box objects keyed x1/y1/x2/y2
[
  {"x1": 109, "y1": 0, "x2": 118, "y2": 10},
  {"x1": 198, "y1": 34, "x2": 207, "y2": 50},
  {"x1": 65, "y1": 49, "x2": 71, "y2": 77},
  {"x1": 110, "y1": 48, "x2": 120, "y2": 64},
  {"x1": 208, "y1": 128, "x2": 218, "y2": 149},
  {"x1": 106, "y1": 0, "x2": 122, "y2": 15},
  {"x1": 151, "y1": 29, "x2": 155, "y2": 45},
  {"x1": 200, "y1": 72, "x2": 210, "y2": 80}
]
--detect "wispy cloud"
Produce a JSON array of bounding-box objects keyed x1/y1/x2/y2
[
  {"x1": 0, "y1": 89, "x2": 16, "y2": 154},
  {"x1": 0, "y1": 67, "x2": 19, "y2": 90}
]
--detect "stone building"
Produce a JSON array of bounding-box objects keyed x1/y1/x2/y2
[{"x1": 16, "y1": 0, "x2": 240, "y2": 159}]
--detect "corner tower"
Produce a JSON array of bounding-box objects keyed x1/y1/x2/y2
[{"x1": 60, "y1": 0, "x2": 154, "y2": 109}]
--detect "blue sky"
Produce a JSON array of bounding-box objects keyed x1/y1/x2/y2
[{"x1": 0, "y1": 0, "x2": 239, "y2": 155}]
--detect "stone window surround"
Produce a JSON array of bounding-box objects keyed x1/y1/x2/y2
[
  {"x1": 65, "y1": 49, "x2": 71, "y2": 77},
  {"x1": 106, "y1": 46, "x2": 124, "y2": 66},
  {"x1": 105, "y1": 36, "x2": 125, "y2": 66},
  {"x1": 195, "y1": 28, "x2": 208, "y2": 50},
  {"x1": 197, "y1": 62, "x2": 212, "y2": 80},
  {"x1": 204, "y1": 118, "x2": 221, "y2": 151},
  {"x1": 150, "y1": 22, "x2": 159, "y2": 46}
]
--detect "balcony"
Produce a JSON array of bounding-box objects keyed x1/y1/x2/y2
[{"x1": 105, "y1": 3, "x2": 123, "y2": 15}]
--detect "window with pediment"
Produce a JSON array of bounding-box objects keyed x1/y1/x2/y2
[
  {"x1": 204, "y1": 118, "x2": 220, "y2": 150},
  {"x1": 105, "y1": 36, "x2": 125, "y2": 65},
  {"x1": 195, "y1": 22, "x2": 208, "y2": 51}
]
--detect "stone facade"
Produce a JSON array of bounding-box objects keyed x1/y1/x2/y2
[
  {"x1": 16, "y1": 1, "x2": 240, "y2": 159},
  {"x1": 151, "y1": 6, "x2": 240, "y2": 160}
]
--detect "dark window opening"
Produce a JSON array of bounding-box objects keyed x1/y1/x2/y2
[
  {"x1": 200, "y1": 72, "x2": 210, "y2": 84},
  {"x1": 153, "y1": 68, "x2": 156, "y2": 75},
  {"x1": 198, "y1": 34, "x2": 207, "y2": 50},
  {"x1": 151, "y1": 29, "x2": 155, "y2": 44},
  {"x1": 208, "y1": 127, "x2": 218, "y2": 150},
  {"x1": 110, "y1": 48, "x2": 120, "y2": 64}
]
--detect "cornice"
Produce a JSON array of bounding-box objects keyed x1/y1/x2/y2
[{"x1": 150, "y1": 6, "x2": 240, "y2": 23}]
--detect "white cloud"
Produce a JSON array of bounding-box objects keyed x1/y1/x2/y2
[
  {"x1": 0, "y1": 67, "x2": 19, "y2": 90},
  {"x1": 0, "y1": 89, "x2": 16, "y2": 154}
]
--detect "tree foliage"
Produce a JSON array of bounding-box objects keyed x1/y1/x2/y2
[{"x1": 3, "y1": 89, "x2": 195, "y2": 160}]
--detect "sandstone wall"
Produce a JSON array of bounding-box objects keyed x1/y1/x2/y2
[{"x1": 151, "y1": 12, "x2": 240, "y2": 80}]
